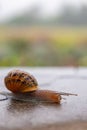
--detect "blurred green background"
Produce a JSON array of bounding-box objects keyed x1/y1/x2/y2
[{"x1": 0, "y1": 1, "x2": 87, "y2": 66}]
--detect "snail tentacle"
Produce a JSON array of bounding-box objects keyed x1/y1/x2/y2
[{"x1": 57, "y1": 92, "x2": 77, "y2": 96}]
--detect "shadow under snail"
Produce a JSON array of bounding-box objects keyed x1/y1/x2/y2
[{"x1": 0, "y1": 69, "x2": 77, "y2": 103}]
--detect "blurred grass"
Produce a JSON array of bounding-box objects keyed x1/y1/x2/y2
[
  {"x1": 0, "y1": 26, "x2": 87, "y2": 66},
  {"x1": 0, "y1": 26, "x2": 87, "y2": 42}
]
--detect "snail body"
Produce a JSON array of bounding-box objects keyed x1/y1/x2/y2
[{"x1": 4, "y1": 70, "x2": 77, "y2": 103}]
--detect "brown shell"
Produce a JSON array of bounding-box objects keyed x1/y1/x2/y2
[{"x1": 4, "y1": 70, "x2": 38, "y2": 93}]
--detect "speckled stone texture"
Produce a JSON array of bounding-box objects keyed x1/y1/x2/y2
[{"x1": 0, "y1": 67, "x2": 87, "y2": 130}]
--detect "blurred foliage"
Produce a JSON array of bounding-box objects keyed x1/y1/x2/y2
[
  {"x1": 0, "y1": 27, "x2": 87, "y2": 66},
  {"x1": 1, "y1": 4, "x2": 87, "y2": 66},
  {"x1": 3, "y1": 4, "x2": 87, "y2": 26}
]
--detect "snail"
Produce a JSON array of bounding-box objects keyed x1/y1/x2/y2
[{"x1": 1, "y1": 69, "x2": 77, "y2": 103}]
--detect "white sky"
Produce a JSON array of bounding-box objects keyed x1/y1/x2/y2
[{"x1": 0, "y1": 0, "x2": 87, "y2": 21}]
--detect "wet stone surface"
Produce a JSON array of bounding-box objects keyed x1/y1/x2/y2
[{"x1": 0, "y1": 67, "x2": 87, "y2": 130}]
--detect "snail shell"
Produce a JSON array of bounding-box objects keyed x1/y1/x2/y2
[{"x1": 4, "y1": 70, "x2": 38, "y2": 93}]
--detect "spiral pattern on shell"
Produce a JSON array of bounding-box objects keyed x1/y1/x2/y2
[{"x1": 4, "y1": 70, "x2": 38, "y2": 93}]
